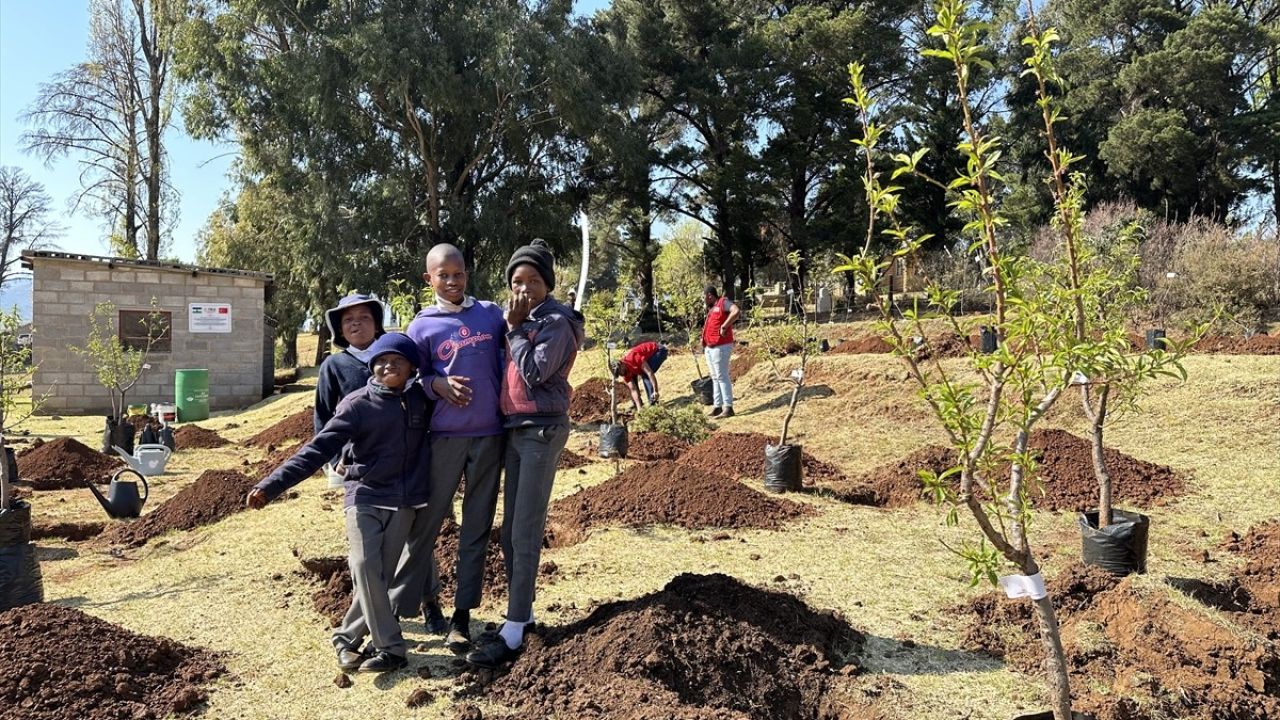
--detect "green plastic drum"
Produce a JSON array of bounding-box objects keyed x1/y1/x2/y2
[{"x1": 175, "y1": 369, "x2": 210, "y2": 422}]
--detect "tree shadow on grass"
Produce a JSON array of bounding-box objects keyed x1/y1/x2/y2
[
  {"x1": 749, "y1": 384, "x2": 837, "y2": 413},
  {"x1": 858, "y1": 633, "x2": 1004, "y2": 676},
  {"x1": 35, "y1": 544, "x2": 79, "y2": 561},
  {"x1": 58, "y1": 576, "x2": 218, "y2": 610}
]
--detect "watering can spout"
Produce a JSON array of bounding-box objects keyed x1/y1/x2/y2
[{"x1": 82, "y1": 478, "x2": 113, "y2": 515}]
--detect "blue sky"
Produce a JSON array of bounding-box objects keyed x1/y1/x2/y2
[{"x1": 0, "y1": 0, "x2": 611, "y2": 264}]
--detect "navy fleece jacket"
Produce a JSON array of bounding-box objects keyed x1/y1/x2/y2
[{"x1": 256, "y1": 379, "x2": 433, "y2": 509}]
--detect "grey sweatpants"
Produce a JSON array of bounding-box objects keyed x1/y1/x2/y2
[
  {"x1": 332, "y1": 504, "x2": 419, "y2": 656},
  {"x1": 501, "y1": 423, "x2": 570, "y2": 623},
  {"x1": 390, "y1": 434, "x2": 504, "y2": 614}
]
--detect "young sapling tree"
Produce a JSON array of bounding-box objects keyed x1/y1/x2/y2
[
  {"x1": 74, "y1": 299, "x2": 169, "y2": 425},
  {"x1": 0, "y1": 308, "x2": 45, "y2": 511}
]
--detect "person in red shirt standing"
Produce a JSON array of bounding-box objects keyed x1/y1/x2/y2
[
  {"x1": 701, "y1": 285, "x2": 740, "y2": 418},
  {"x1": 611, "y1": 340, "x2": 669, "y2": 411}
]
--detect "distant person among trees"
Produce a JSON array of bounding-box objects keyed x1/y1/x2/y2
[
  {"x1": 315, "y1": 293, "x2": 386, "y2": 485},
  {"x1": 394, "y1": 243, "x2": 507, "y2": 654},
  {"x1": 464, "y1": 238, "x2": 584, "y2": 669},
  {"x1": 247, "y1": 333, "x2": 432, "y2": 674},
  {"x1": 611, "y1": 340, "x2": 668, "y2": 411},
  {"x1": 702, "y1": 285, "x2": 740, "y2": 418}
]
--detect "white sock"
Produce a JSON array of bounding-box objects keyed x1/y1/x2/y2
[{"x1": 499, "y1": 618, "x2": 529, "y2": 650}]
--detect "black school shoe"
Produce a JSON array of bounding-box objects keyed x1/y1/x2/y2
[
  {"x1": 465, "y1": 631, "x2": 522, "y2": 669},
  {"x1": 423, "y1": 600, "x2": 449, "y2": 635},
  {"x1": 336, "y1": 644, "x2": 368, "y2": 672},
  {"x1": 445, "y1": 618, "x2": 472, "y2": 655},
  {"x1": 358, "y1": 650, "x2": 408, "y2": 673}
]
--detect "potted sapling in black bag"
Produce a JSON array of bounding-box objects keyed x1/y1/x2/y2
[
  {"x1": 583, "y1": 290, "x2": 634, "y2": 459},
  {"x1": 0, "y1": 308, "x2": 46, "y2": 611},
  {"x1": 74, "y1": 300, "x2": 169, "y2": 457}
]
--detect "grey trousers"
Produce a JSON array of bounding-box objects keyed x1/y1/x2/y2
[
  {"x1": 390, "y1": 434, "x2": 504, "y2": 614},
  {"x1": 332, "y1": 505, "x2": 418, "y2": 656},
  {"x1": 502, "y1": 423, "x2": 570, "y2": 623}
]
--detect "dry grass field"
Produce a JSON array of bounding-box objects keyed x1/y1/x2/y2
[{"x1": 16, "y1": 322, "x2": 1280, "y2": 719}]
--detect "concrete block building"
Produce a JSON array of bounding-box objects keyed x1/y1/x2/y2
[{"x1": 21, "y1": 251, "x2": 274, "y2": 416}]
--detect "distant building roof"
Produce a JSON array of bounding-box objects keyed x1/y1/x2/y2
[{"x1": 21, "y1": 250, "x2": 273, "y2": 284}]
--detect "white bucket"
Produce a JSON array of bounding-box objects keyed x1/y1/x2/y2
[{"x1": 153, "y1": 403, "x2": 178, "y2": 424}]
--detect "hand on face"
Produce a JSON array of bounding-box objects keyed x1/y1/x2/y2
[{"x1": 507, "y1": 264, "x2": 546, "y2": 329}]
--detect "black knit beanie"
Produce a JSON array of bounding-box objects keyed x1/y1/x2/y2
[{"x1": 505, "y1": 238, "x2": 556, "y2": 291}]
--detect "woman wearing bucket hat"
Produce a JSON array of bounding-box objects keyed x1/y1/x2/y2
[{"x1": 316, "y1": 293, "x2": 387, "y2": 485}]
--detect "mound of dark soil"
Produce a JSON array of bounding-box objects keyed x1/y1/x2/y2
[
  {"x1": 0, "y1": 603, "x2": 224, "y2": 720},
  {"x1": 569, "y1": 378, "x2": 631, "y2": 425},
  {"x1": 300, "y1": 517, "x2": 521, "y2": 627},
  {"x1": 626, "y1": 431, "x2": 692, "y2": 461},
  {"x1": 958, "y1": 562, "x2": 1280, "y2": 720},
  {"x1": 30, "y1": 520, "x2": 107, "y2": 542},
  {"x1": 1028, "y1": 428, "x2": 1184, "y2": 511},
  {"x1": 15, "y1": 437, "x2": 125, "y2": 490},
  {"x1": 1176, "y1": 521, "x2": 1280, "y2": 639},
  {"x1": 678, "y1": 432, "x2": 849, "y2": 486},
  {"x1": 103, "y1": 470, "x2": 257, "y2": 548},
  {"x1": 821, "y1": 430, "x2": 1184, "y2": 511},
  {"x1": 1194, "y1": 334, "x2": 1280, "y2": 355},
  {"x1": 251, "y1": 444, "x2": 306, "y2": 481},
  {"x1": 546, "y1": 460, "x2": 813, "y2": 547},
  {"x1": 728, "y1": 354, "x2": 758, "y2": 381},
  {"x1": 245, "y1": 407, "x2": 314, "y2": 448},
  {"x1": 469, "y1": 573, "x2": 864, "y2": 720},
  {"x1": 820, "y1": 444, "x2": 954, "y2": 507},
  {"x1": 126, "y1": 414, "x2": 159, "y2": 434},
  {"x1": 174, "y1": 425, "x2": 230, "y2": 450},
  {"x1": 558, "y1": 449, "x2": 592, "y2": 470},
  {"x1": 829, "y1": 336, "x2": 892, "y2": 354}
]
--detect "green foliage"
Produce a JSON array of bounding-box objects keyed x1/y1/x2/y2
[
  {"x1": 582, "y1": 288, "x2": 638, "y2": 422},
  {"x1": 629, "y1": 403, "x2": 712, "y2": 444},
  {"x1": 385, "y1": 279, "x2": 433, "y2": 330},
  {"x1": 73, "y1": 299, "x2": 166, "y2": 422},
  {"x1": 1155, "y1": 220, "x2": 1280, "y2": 334},
  {"x1": 0, "y1": 308, "x2": 38, "y2": 434},
  {"x1": 655, "y1": 222, "x2": 708, "y2": 351}
]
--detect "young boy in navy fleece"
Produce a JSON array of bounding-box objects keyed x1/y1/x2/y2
[
  {"x1": 391, "y1": 242, "x2": 507, "y2": 654},
  {"x1": 247, "y1": 332, "x2": 432, "y2": 674}
]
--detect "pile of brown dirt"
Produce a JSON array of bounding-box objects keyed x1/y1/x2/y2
[
  {"x1": 626, "y1": 431, "x2": 692, "y2": 461},
  {"x1": 1027, "y1": 428, "x2": 1184, "y2": 511},
  {"x1": 821, "y1": 430, "x2": 1184, "y2": 511},
  {"x1": 958, "y1": 563, "x2": 1280, "y2": 720},
  {"x1": 251, "y1": 444, "x2": 306, "y2": 481},
  {"x1": 678, "y1": 432, "x2": 849, "y2": 486},
  {"x1": 558, "y1": 449, "x2": 592, "y2": 470},
  {"x1": 1193, "y1": 334, "x2": 1280, "y2": 355},
  {"x1": 728, "y1": 353, "x2": 758, "y2": 381},
  {"x1": 916, "y1": 333, "x2": 975, "y2": 360},
  {"x1": 0, "y1": 603, "x2": 224, "y2": 720},
  {"x1": 125, "y1": 414, "x2": 159, "y2": 434},
  {"x1": 173, "y1": 425, "x2": 230, "y2": 450},
  {"x1": 245, "y1": 407, "x2": 314, "y2": 448},
  {"x1": 820, "y1": 444, "x2": 955, "y2": 507},
  {"x1": 300, "y1": 517, "x2": 522, "y2": 627},
  {"x1": 829, "y1": 336, "x2": 892, "y2": 354},
  {"x1": 568, "y1": 378, "x2": 631, "y2": 425},
  {"x1": 546, "y1": 460, "x2": 814, "y2": 547},
  {"x1": 103, "y1": 470, "x2": 257, "y2": 548},
  {"x1": 1176, "y1": 521, "x2": 1280, "y2": 639},
  {"x1": 16, "y1": 437, "x2": 125, "y2": 490},
  {"x1": 468, "y1": 573, "x2": 864, "y2": 720},
  {"x1": 30, "y1": 520, "x2": 107, "y2": 542}
]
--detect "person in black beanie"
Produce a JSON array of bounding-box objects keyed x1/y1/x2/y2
[{"x1": 465, "y1": 238, "x2": 585, "y2": 668}]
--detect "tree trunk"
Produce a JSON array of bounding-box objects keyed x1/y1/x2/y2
[
  {"x1": 779, "y1": 380, "x2": 801, "y2": 446},
  {"x1": 314, "y1": 324, "x2": 331, "y2": 366},
  {"x1": 0, "y1": 434, "x2": 10, "y2": 511},
  {"x1": 145, "y1": 97, "x2": 161, "y2": 260},
  {"x1": 1092, "y1": 386, "x2": 1112, "y2": 528},
  {"x1": 279, "y1": 325, "x2": 299, "y2": 368},
  {"x1": 1031, "y1": 592, "x2": 1074, "y2": 720}
]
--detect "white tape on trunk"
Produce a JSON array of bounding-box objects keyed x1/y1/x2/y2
[{"x1": 998, "y1": 572, "x2": 1047, "y2": 600}]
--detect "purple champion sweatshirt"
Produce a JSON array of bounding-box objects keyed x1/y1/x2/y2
[{"x1": 406, "y1": 300, "x2": 506, "y2": 438}]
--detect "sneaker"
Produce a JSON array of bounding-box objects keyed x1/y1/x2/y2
[
  {"x1": 465, "y1": 632, "x2": 521, "y2": 669},
  {"x1": 445, "y1": 618, "x2": 472, "y2": 655},
  {"x1": 720, "y1": 407, "x2": 735, "y2": 419},
  {"x1": 335, "y1": 644, "x2": 367, "y2": 672},
  {"x1": 709, "y1": 406, "x2": 723, "y2": 417},
  {"x1": 423, "y1": 600, "x2": 448, "y2": 635},
  {"x1": 358, "y1": 650, "x2": 408, "y2": 673}
]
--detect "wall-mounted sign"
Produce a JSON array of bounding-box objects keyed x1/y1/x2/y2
[{"x1": 189, "y1": 302, "x2": 232, "y2": 333}]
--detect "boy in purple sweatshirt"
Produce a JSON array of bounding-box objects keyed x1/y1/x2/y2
[
  {"x1": 465, "y1": 238, "x2": 584, "y2": 668},
  {"x1": 392, "y1": 243, "x2": 507, "y2": 654}
]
